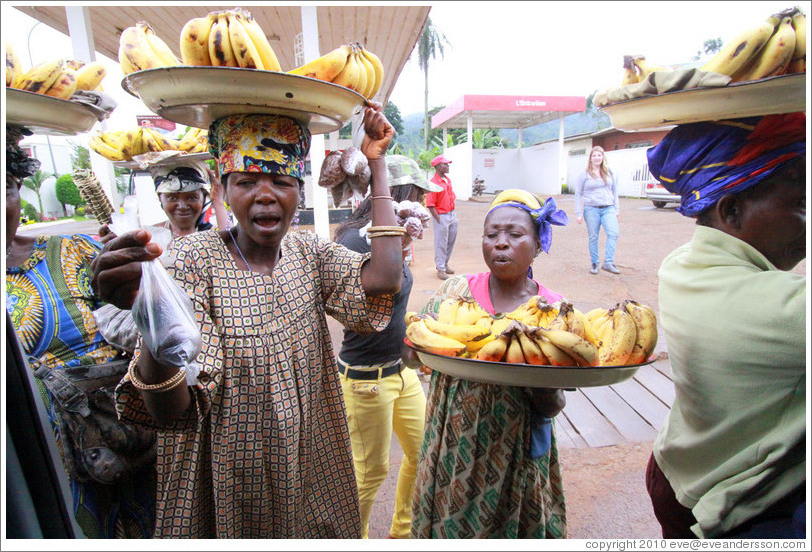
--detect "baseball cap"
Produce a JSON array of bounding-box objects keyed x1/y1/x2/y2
[
  {"x1": 430, "y1": 154, "x2": 452, "y2": 167},
  {"x1": 385, "y1": 155, "x2": 442, "y2": 192}
]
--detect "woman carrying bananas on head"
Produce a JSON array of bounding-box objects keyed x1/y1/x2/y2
[
  {"x1": 410, "y1": 190, "x2": 570, "y2": 539},
  {"x1": 644, "y1": 112, "x2": 806, "y2": 539},
  {"x1": 90, "y1": 103, "x2": 401, "y2": 538},
  {"x1": 98, "y1": 157, "x2": 230, "y2": 245}
]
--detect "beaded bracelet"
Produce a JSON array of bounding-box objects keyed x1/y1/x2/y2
[{"x1": 128, "y1": 362, "x2": 187, "y2": 392}]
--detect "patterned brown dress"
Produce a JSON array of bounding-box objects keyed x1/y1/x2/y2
[{"x1": 116, "y1": 230, "x2": 394, "y2": 538}]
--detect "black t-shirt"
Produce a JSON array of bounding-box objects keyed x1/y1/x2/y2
[{"x1": 335, "y1": 227, "x2": 412, "y2": 366}]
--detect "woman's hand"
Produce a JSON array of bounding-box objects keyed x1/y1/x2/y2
[
  {"x1": 98, "y1": 224, "x2": 117, "y2": 244},
  {"x1": 209, "y1": 169, "x2": 223, "y2": 203},
  {"x1": 360, "y1": 101, "x2": 394, "y2": 160},
  {"x1": 91, "y1": 229, "x2": 162, "y2": 310}
]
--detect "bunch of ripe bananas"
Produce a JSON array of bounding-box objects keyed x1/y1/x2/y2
[
  {"x1": 288, "y1": 41, "x2": 384, "y2": 99},
  {"x1": 6, "y1": 44, "x2": 107, "y2": 99},
  {"x1": 178, "y1": 8, "x2": 281, "y2": 71},
  {"x1": 88, "y1": 126, "x2": 208, "y2": 162},
  {"x1": 406, "y1": 296, "x2": 658, "y2": 368},
  {"x1": 620, "y1": 55, "x2": 671, "y2": 85},
  {"x1": 119, "y1": 21, "x2": 181, "y2": 75},
  {"x1": 701, "y1": 6, "x2": 805, "y2": 82}
]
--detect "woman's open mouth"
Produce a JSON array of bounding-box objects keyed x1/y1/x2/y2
[{"x1": 253, "y1": 212, "x2": 281, "y2": 229}]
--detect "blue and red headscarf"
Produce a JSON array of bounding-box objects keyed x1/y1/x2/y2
[{"x1": 646, "y1": 112, "x2": 806, "y2": 217}]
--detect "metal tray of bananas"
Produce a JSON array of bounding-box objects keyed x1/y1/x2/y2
[
  {"x1": 601, "y1": 73, "x2": 805, "y2": 131},
  {"x1": 407, "y1": 341, "x2": 653, "y2": 389},
  {"x1": 121, "y1": 66, "x2": 366, "y2": 135},
  {"x1": 5, "y1": 88, "x2": 102, "y2": 136}
]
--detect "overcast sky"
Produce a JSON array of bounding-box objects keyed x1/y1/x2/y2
[{"x1": 3, "y1": 0, "x2": 803, "y2": 128}]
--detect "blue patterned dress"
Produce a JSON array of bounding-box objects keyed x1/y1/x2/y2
[{"x1": 5, "y1": 234, "x2": 156, "y2": 538}]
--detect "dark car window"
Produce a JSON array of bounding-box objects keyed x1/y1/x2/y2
[{"x1": 5, "y1": 313, "x2": 82, "y2": 539}]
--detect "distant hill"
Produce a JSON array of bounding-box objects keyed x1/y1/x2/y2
[{"x1": 393, "y1": 110, "x2": 613, "y2": 152}]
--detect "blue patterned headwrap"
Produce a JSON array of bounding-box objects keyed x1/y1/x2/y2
[
  {"x1": 488, "y1": 195, "x2": 569, "y2": 254},
  {"x1": 208, "y1": 114, "x2": 311, "y2": 182},
  {"x1": 646, "y1": 112, "x2": 806, "y2": 217}
]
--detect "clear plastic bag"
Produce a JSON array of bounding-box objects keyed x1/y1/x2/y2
[{"x1": 110, "y1": 204, "x2": 201, "y2": 384}]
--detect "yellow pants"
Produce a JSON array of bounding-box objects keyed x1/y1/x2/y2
[{"x1": 340, "y1": 366, "x2": 426, "y2": 539}]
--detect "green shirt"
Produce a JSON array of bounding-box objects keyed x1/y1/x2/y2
[{"x1": 654, "y1": 225, "x2": 806, "y2": 538}]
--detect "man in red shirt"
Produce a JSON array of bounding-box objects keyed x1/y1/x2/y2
[{"x1": 425, "y1": 155, "x2": 458, "y2": 280}]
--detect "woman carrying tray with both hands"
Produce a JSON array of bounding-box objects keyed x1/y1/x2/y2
[
  {"x1": 410, "y1": 190, "x2": 570, "y2": 539},
  {"x1": 90, "y1": 103, "x2": 402, "y2": 538}
]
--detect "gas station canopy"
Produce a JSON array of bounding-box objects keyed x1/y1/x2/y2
[
  {"x1": 13, "y1": 4, "x2": 431, "y2": 106},
  {"x1": 432, "y1": 95, "x2": 586, "y2": 130}
]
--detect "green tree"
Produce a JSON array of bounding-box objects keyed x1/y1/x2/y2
[
  {"x1": 22, "y1": 170, "x2": 52, "y2": 216},
  {"x1": 55, "y1": 174, "x2": 85, "y2": 215},
  {"x1": 416, "y1": 17, "x2": 451, "y2": 148},
  {"x1": 472, "y1": 129, "x2": 507, "y2": 149},
  {"x1": 425, "y1": 105, "x2": 466, "y2": 147},
  {"x1": 692, "y1": 37, "x2": 723, "y2": 61},
  {"x1": 384, "y1": 102, "x2": 404, "y2": 138},
  {"x1": 68, "y1": 140, "x2": 92, "y2": 170}
]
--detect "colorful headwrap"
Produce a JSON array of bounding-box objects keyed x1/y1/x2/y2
[
  {"x1": 208, "y1": 114, "x2": 311, "y2": 182},
  {"x1": 149, "y1": 158, "x2": 211, "y2": 194},
  {"x1": 6, "y1": 125, "x2": 41, "y2": 179},
  {"x1": 646, "y1": 112, "x2": 806, "y2": 217},
  {"x1": 488, "y1": 191, "x2": 569, "y2": 254}
]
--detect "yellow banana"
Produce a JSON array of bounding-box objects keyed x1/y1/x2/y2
[
  {"x1": 476, "y1": 316, "x2": 494, "y2": 331},
  {"x1": 65, "y1": 59, "x2": 85, "y2": 71},
  {"x1": 228, "y1": 10, "x2": 264, "y2": 69},
  {"x1": 147, "y1": 127, "x2": 178, "y2": 151},
  {"x1": 119, "y1": 24, "x2": 165, "y2": 74},
  {"x1": 574, "y1": 308, "x2": 601, "y2": 349},
  {"x1": 120, "y1": 128, "x2": 142, "y2": 158},
  {"x1": 88, "y1": 135, "x2": 126, "y2": 161},
  {"x1": 99, "y1": 130, "x2": 126, "y2": 151},
  {"x1": 406, "y1": 319, "x2": 466, "y2": 357},
  {"x1": 239, "y1": 9, "x2": 282, "y2": 72},
  {"x1": 535, "y1": 328, "x2": 599, "y2": 367},
  {"x1": 734, "y1": 16, "x2": 796, "y2": 81},
  {"x1": 789, "y1": 11, "x2": 806, "y2": 74},
  {"x1": 353, "y1": 47, "x2": 375, "y2": 98},
  {"x1": 623, "y1": 300, "x2": 658, "y2": 364},
  {"x1": 437, "y1": 298, "x2": 462, "y2": 324},
  {"x1": 505, "y1": 335, "x2": 525, "y2": 364},
  {"x1": 179, "y1": 14, "x2": 216, "y2": 66},
  {"x1": 75, "y1": 61, "x2": 106, "y2": 91},
  {"x1": 289, "y1": 43, "x2": 351, "y2": 82},
  {"x1": 534, "y1": 334, "x2": 577, "y2": 367},
  {"x1": 331, "y1": 48, "x2": 363, "y2": 92},
  {"x1": 633, "y1": 56, "x2": 668, "y2": 79},
  {"x1": 518, "y1": 330, "x2": 549, "y2": 365},
  {"x1": 142, "y1": 22, "x2": 180, "y2": 67},
  {"x1": 489, "y1": 316, "x2": 513, "y2": 336},
  {"x1": 455, "y1": 299, "x2": 488, "y2": 326},
  {"x1": 475, "y1": 334, "x2": 510, "y2": 362},
  {"x1": 466, "y1": 333, "x2": 496, "y2": 354},
  {"x1": 6, "y1": 41, "x2": 23, "y2": 87},
  {"x1": 702, "y1": 19, "x2": 776, "y2": 77},
  {"x1": 18, "y1": 58, "x2": 63, "y2": 94},
  {"x1": 44, "y1": 67, "x2": 77, "y2": 100},
  {"x1": 358, "y1": 44, "x2": 384, "y2": 98},
  {"x1": 209, "y1": 12, "x2": 237, "y2": 67},
  {"x1": 596, "y1": 307, "x2": 637, "y2": 366},
  {"x1": 621, "y1": 66, "x2": 639, "y2": 86},
  {"x1": 536, "y1": 303, "x2": 559, "y2": 329},
  {"x1": 420, "y1": 316, "x2": 491, "y2": 344}
]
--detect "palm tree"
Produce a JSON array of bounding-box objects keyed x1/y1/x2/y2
[
  {"x1": 472, "y1": 129, "x2": 507, "y2": 150},
  {"x1": 22, "y1": 170, "x2": 53, "y2": 216},
  {"x1": 416, "y1": 16, "x2": 451, "y2": 148}
]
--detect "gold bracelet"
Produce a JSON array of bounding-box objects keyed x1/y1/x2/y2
[
  {"x1": 368, "y1": 232, "x2": 406, "y2": 238},
  {"x1": 369, "y1": 195, "x2": 392, "y2": 201},
  {"x1": 128, "y1": 362, "x2": 187, "y2": 392},
  {"x1": 367, "y1": 225, "x2": 404, "y2": 233}
]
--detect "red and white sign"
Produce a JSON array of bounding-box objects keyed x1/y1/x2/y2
[{"x1": 137, "y1": 115, "x2": 176, "y2": 132}]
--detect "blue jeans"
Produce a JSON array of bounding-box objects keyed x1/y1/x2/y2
[{"x1": 583, "y1": 205, "x2": 619, "y2": 265}]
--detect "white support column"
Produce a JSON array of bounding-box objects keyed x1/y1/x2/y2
[
  {"x1": 467, "y1": 114, "x2": 473, "y2": 146},
  {"x1": 558, "y1": 113, "x2": 566, "y2": 193},
  {"x1": 300, "y1": 6, "x2": 330, "y2": 239},
  {"x1": 66, "y1": 6, "x2": 119, "y2": 207},
  {"x1": 518, "y1": 128, "x2": 523, "y2": 149},
  {"x1": 442, "y1": 128, "x2": 447, "y2": 151}
]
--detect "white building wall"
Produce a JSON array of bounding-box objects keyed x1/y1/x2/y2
[
  {"x1": 19, "y1": 136, "x2": 75, "y2": 218},
  {"x1": 444, "y1": 141, "x2": 473, "y2": 201}
]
